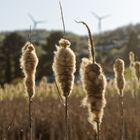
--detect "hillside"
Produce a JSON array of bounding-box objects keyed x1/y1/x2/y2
[
  {"x1": 0, "y1": 23, "x2": 140, "y2": 84},
  {"x1": 1, "y1": 23, "x2": 140, "y2": 50}
]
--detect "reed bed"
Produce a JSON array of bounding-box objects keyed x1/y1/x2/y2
[{"x1": 0, "y1": 79, "x2": 140, "y2": 140}]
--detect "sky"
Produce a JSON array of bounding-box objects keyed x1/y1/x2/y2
[{"x1": 0, "y1": 0, "x2": 140, "y2": 35}]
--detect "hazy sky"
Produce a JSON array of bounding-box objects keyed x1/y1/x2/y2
[{"x1": 0, "y1": 0, "x2": 140, "y2": 35}]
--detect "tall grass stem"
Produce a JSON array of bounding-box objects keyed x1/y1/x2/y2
[
  {"x1": 65, "y1": 96, "x2": 68, "y2": 140},
  {"x1": 29, "y1": 97, "x2": 32, "y2": 140},
  {"x1": 119, "y1": 91, "x2": 124, "y2": 140}
]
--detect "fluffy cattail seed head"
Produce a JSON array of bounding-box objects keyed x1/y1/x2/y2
[
  {"x1": 77, "y1": 21, "x2": 106, "y2": 132},
  {"x1": 59, "y1": 38, "x2": 71, "y2": 48},
  {"x1": 129, "y1": 51, "x2": 135, "y2": 67},
  {"x1": 134, "y1": 61, "x2": 140, "y2": 81},
  {"x1": 52, "y1": 38, "x2": 76, "y2": 97},
  {"x1": 21, "y1": 41, "x2": 30, "y2": 53},
  {"x1": 114, "y1": 58, "x2": 125, "y2": 95},
  {"x1": 20, "y1": 42, "x2": 38, "y2": 98},
  {"x1": 80, "y1": 58, "x2": 106, "y2": 131}
]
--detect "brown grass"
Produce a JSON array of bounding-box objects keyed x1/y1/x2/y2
[{"x1": 0, "y1": 76, "x2": 140, "y2": 140}]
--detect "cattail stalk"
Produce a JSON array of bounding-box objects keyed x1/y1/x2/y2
[
  {"x1": 20, "y1": 41, "x2": 38, "y2": 140},
  {"x1": 65, "y1": 95, "x2": 68, "y2": 140},
  {"x1": 55, "y1": 1, "x2": 75, "y2": 140},
  {"x1": 134, "y1": 61, "x2": 140, "y2": 139},
  {"x1": 97, "y1": 121, "x2": 100, "y2": 140},
  {"x1": 54, "y1": 80, "x2": 65, "y2": 105},
  {"x1": 77, "y1": 21, "x2": 106, "y2": 140},
  {"x1": 134, "y1": 61, "x2": 140, "y2": 82},
  {"x1": 133, "y1": 61, "x2": 140, "y2": 109},
  {"x1": 129, "y1": 52, "x2": 140, "y2": 139},
  {"x1": 75, "y1": 20, "x2": 95, "y2": 63},
  {"x1": 114, "y1": 58, "x2": 125, "y2": 140},
  {"x1": 52, "y1": 38, "x2": 76, "y2": 140},
  {"x1": 29, "y1": 97, "x2": 32, "y2": 140}
]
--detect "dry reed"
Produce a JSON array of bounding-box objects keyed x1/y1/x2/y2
[
  {"x1": 52, "y1": 38, "x2": 76, "y2": 97},
  {"x1": 133, "y1": 60, "x2": 140, "y2": 139},
  {"x1": 114, "y1": 58, "x2": 125, "y2": 140},
  {"x1": 129, "y1": 51, "x2": 135, "y2": 68},
  {"x1": 77, "y1": 21, "x2": 106, "y2": 140},
  {"x1": 134, "y1": 61, "x2": 140, "y2": 82},
  {"x1": 52, "y1": 38, "x2": 76, "y2": 140},
  {"x1": 129, "y1": 51, "x2": 136, "y2": 81},
  {"x1": 20, "y1": 41, "x2": 38, "y2": 140},
  {"x1": 114, "y1": 58, "x2": 125, "y2": 95}
]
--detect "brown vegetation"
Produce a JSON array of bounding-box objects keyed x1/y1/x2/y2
[{"x1": 0, "y1": 76, "x2": 140, "y2": 140}]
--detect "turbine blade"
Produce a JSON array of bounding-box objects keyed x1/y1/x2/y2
[
  {"x1": 36, "y1": 20, "x2": 47, "y2": 24},
  {"x1": 91, "y1": 11, "x2": 100, "y2": 19},
  {"x1": 101, "y1": 14, "x2": 111, "y2": 19},
  {"x1": 28, "y1": 13, "x2": 36, "y2": 22}
]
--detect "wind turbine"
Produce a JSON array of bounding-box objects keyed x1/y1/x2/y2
[
  {"x1": 28, "y1": 13, "x2": 46, "y2": 30},
  {"x1": 91, "y1": 12, "x2": 110, "y2": 33}
]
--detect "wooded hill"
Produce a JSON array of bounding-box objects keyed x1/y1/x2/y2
[{"x1": 0, "y1": 23, "x2": 140, "y2": 84}]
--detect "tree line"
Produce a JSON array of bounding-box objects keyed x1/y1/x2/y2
[{"x1": 0, "y1": 29, "x2": 140, "y2": 85}]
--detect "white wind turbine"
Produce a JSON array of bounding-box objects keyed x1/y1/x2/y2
[
  {"x1": 28, "y1": 13, "x2": 47, "y2": 30},
  {"x1": 91, "y1": 12, "x2": 111, "y2": 33}
]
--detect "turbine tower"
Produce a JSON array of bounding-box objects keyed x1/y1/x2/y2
[
  {"x1": 91, "y1": 12, "x2": 110, "y2": 33},
  {"x1": 28, "y1": 13, "x2": 46, "y2": 30}
]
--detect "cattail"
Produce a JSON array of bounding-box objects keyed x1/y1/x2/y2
[
  {"x1": 129, "y1": 51, "x2": 135, "y2": 67},
  {"x1": 129, "y1": 52, "x2": 140, "y2": 82},
  {"x1": 77, "y1": 21, "x2": 106, "y2": 139},
  {"x1": 20, "y1": 42, "x2": 38, "y2": 98},
  {"x1": 134, "y1": 61, "x2": 140, "y2": 81},
  {"x1": 113, "y1": 58, "x2": 125, "y2": 140},
  {"x1": 80, "y1": 58, "x2": 106, "y2": 131},
  {"x1": 128, "y1": 51, "x2": 138, "y2": 100},
  {"x1": 52, "y1": 38, "x2": 76, "y2": 140},
  {"x1": 52, "y1": 38, "x2": 76, "y2": 98},
  {"x1": 114, "y1": 58, "x2": 125, "y2": 95},
  {"x1": 132, "y1": 61, "x2": 140, "y2": 140},
  {"x1": 128, "y1": 52, "x2": 139, "y2": 139},
  {"x1": 20, "y1": 41, "x2": 38, "y2": 140},
  {"x1": 129, "y1": 51, "x2": 136, "y2": 78},
  {"x1": 21, "y1": 41, "x2": 30, "y2": 53}
]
